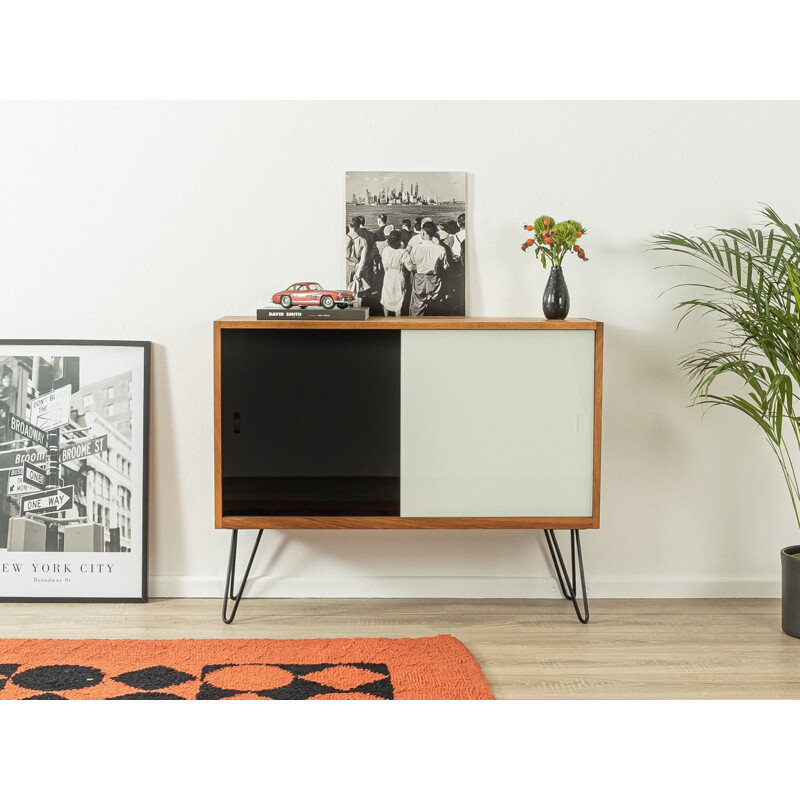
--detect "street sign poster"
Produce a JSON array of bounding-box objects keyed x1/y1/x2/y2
[
  {"x1": 0, "y1": 339, "x2": 150, "y2": 601},
  {"x1": 29, "y1": 385, "x2": 72, "y2": 431},
  {"x1": 23, "y1": 461, "x2": 47, "y2": 489},
  {"x1": 7, "y1": 412, "x2": 47, "y2": 447},
  {"x1": 20, "y1": 485, "x2": 74, "y2": 515}
]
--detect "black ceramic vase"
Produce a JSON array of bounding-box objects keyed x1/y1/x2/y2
[
  {"x1": 781, "y1": 544, "x2": 800, "y2": 638},
  {"x1": 542, "y1": 265, "x2": 570, "y2": 320}
]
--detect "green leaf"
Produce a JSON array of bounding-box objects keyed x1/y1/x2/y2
[{"x1": 650, "y1": 206, "x2": 800, "y2": 528}]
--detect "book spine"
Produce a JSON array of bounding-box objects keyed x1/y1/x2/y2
[{"x1": 256, "y1": 309, "x2": 369, "y2": 320}]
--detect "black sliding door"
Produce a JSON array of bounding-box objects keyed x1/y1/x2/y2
[{"x1": 221, "y1": 328, "x2": 401, "y2": 516}]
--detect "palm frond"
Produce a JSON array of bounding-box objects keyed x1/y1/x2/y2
[{"x1": 652, "y1": 207, "x2": 800, "y2": 529}]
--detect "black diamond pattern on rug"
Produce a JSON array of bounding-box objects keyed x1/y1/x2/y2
[
  {"x1": 112, "y1": 666, "x2": 195, "y2": 690},
  {"x1": 0, "y1": 659, "x2": 396, "y2": 699},
  {"x1": 197, "y1": 662, "x2": 394, "y2": 700}
]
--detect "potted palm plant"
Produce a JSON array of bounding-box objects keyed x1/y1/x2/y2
[{"x1": 651, "y1": 205, "x2": 800, "y2": 637}]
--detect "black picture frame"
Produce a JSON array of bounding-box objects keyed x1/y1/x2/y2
[{"x1": 0, "y1": 339, "x2": 151, "y2": 602}]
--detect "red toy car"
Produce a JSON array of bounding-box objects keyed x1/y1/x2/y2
[{"x1": 271, "y1": 282, "x2": 355, "y2": 310}]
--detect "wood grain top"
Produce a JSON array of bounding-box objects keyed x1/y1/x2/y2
[
  {"x1": 217, "y1": 515, "x2": 598, "y2": 530},
  {"x1": 216, "y1": 316, "x2": 602, "y2": 330}
]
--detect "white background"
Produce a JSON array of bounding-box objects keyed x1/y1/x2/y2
[
  {"x1": 1, "y1": 99, "x2": 799, "y2": 599},
  {"x1": 2, "y1": 0, "x2": 799, "y2": 791}
]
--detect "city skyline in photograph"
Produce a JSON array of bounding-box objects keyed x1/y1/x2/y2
[{"x1": 346, "y1": 172, "x2": 465, "y2": 205}]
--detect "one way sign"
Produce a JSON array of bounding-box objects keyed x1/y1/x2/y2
[{"x1": 21, "y1": 485, "x2": 74, "y2": 515}]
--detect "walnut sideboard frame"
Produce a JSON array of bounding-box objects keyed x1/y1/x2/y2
[{"x1": 214, "y1": 316, "x2": 603, "y2": 623}]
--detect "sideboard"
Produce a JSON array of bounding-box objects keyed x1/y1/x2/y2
[{"x1": 214, "y1": 316, "x2": 603, "y2": 623}]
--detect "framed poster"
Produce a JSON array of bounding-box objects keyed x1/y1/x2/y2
[
  {"x1": 345, "y1": 171, "x2": 466, "y2": 317},
  {"x1": 0, "y1": 340, "x2": 150, "y2": 602}
]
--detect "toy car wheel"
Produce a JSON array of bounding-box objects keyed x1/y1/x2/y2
[
  {"x1": 280, "y1": 295, "x2": 292, "y2": 308},
  {"x1": 336, "y1": 303, "x2": 348, "y2": 309},
  {"x1": 320, "y1": 295, "x2": 335, "y2": 309}
]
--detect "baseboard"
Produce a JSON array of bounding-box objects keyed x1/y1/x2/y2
[{"x1": 148, "y1": 575, "x2": 782, "y2": 599}]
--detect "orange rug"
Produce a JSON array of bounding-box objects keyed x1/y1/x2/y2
[{"x1": 0, "y1": 634, "x2": 493, "y2": 700}]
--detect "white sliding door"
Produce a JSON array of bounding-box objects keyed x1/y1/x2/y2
[{"x1": 400, "y1": 329, "x2": 596, "y2": 517}]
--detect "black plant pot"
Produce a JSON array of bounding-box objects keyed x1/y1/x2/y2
[
  {"x1": 543, "y1": 265, "x2": 570, "y2": 320},
  {"x1": 781, "y1": 544, "x2": 800, "y2": 638}
]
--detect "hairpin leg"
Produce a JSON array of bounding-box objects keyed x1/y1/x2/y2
[
  {"x1": 543, "y1": 529, "x2": 590, "y2": 624},
  {"x1": 222, "y1": 528, "x2": 264, "y2": 624}
]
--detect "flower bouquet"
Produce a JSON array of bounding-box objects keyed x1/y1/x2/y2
[{"x1": 521, "y1": 215, "x2": 588, "y2": 319}]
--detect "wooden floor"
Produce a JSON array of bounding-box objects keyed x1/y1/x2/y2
[{"x1": 1, "y1": 597, "x2": 798, "y2": 699}]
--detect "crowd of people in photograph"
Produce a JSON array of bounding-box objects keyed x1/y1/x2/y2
[{"x1": 345, "y1": 212, "x2": 466, "y2": 316}]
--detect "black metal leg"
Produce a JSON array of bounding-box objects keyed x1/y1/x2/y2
[
  {"x1": 543, "y1": 529, "x2": 590, "y2": 624},
  {"x1": 222, "y1": 528, "x2": 264, "y2": 624}
]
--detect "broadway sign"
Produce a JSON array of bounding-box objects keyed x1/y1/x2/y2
[
  {"x1": 0, "y1": 435, "x2": 108, "y2": 471},
  {"x1": 7, "y1": 412, "x2": 48, "y2": 447}
]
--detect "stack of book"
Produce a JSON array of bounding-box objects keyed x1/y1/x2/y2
[{"x1": 256, "y1": 307, "x2": 370, "y2": 321}]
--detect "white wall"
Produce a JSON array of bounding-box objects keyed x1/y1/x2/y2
[{"x1": 1, "y1": 101, "x2": 798, "y2": 599}]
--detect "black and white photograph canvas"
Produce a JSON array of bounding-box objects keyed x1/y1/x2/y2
[
  {"x1": 345, "y1": 171, "x2": 466, "y2": 317},
  {"x1": 0, "y1": 341, "x2": 150, "y2": 601}
]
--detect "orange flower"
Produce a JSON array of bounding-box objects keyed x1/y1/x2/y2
[
  {"x1": 526, "y1": 238, "x2": 534, "y2": 246},
  {"x1": 524, "y1": 225, "x2": 534, "y2": 231},
  {"x1": 543, "y1": 219, "x2": 551, "y2": 227}
]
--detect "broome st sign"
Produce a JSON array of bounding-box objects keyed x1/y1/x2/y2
[
  {"x1": 59, "y1": 435, "x2": 108, "y2": 464},
  {"x1": 0, "y1": 446, "x2": 42, "y2": 471},
  {"x1": 0, "y1": 435, "x2": 108, "y2": 470}
]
